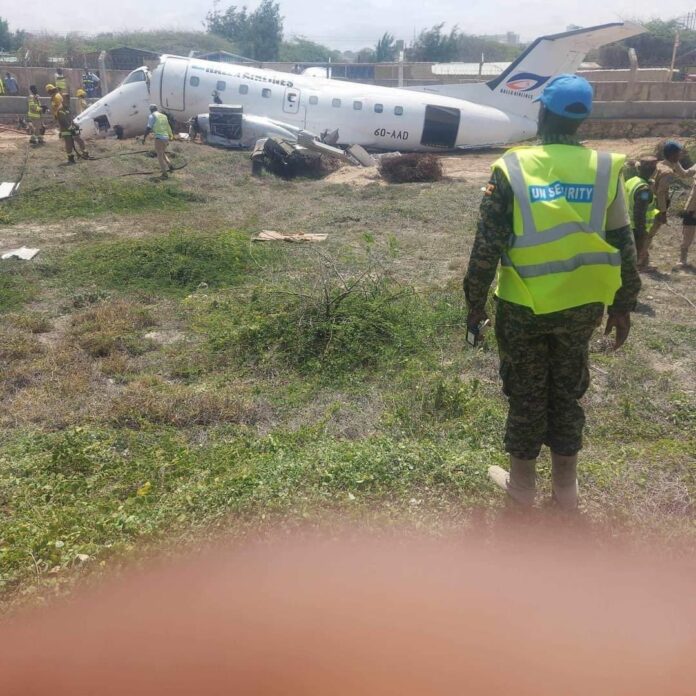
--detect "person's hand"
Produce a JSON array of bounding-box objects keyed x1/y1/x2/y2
[
  {"x1": 467, "y1": 308, "x2": 488, "y2": 332},
  {"x1": 605, "y1": 312, "x2": 631, "y2": 350}
]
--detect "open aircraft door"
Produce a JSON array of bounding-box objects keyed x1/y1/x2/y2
[
  {"x1": 283, "y1": 87, "x2": 301, "y2": 114},
  {"x1": 160, "y1": 57, "x2": 188, "y2": 112},
  {"x1": 420, "y1": 105, "x2": 461, "y2": 149}
]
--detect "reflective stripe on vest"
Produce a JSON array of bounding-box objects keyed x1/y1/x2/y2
[
  {"x1": 28, "y1": 98, "x2": 42, "y2": 119},
  {"x1": 625, "y1": 176, "x2": 659, "y2": 226},
  {"x1": 493, "y1": 145, "x2": 625, "y2": 315},
  {"x1": 152, "y1": 112, "x2": 171, "y2": 138}
]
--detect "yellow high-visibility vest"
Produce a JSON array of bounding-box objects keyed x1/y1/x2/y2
[
  {"x1": 625, "y1": 175, "x2": 659, "y2": 227},
  {"x1": 55, "y1": 75, "x2": 68, "y2": 91},
  {"x1": 152, "y1": 111, "x2": 172, "y2": 139},
  {"x1": 28, "y1": 96, "x2": 42, "y2": 119},
  {"x1": 493, "y1": 144, "x2": 625, "y2": 315}
]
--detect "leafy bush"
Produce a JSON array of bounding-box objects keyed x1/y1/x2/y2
[{"x1": 200, "y1": 265, "x2": 464, "y2": 374}]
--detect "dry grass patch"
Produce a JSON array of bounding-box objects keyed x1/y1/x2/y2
[
  {"x1": 109, "y1": 377, "x2": 262, "y2": 428},
  {"x1": 4, "y1": 312, "x2": 53, "y2": 334},
  {"x1": 0, "y1": 328, "x2": 44, "y2": 362},
  {"x1": 70, "y1": 300, "x2": 157, "y2": 358},
  {"x1": 1, "y1": 347, "x2": 99, "y2": 429}
]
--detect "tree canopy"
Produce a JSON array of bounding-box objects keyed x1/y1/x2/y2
[
  {"x1": 206, "y1": 0, "x2": 283, "y2": 61},
  {"x1": 0, "y1": 16, "x2": 26, "y2": 53},
  {"x1": 599, "y1": 19, "x2": 696, "y2": 67}
]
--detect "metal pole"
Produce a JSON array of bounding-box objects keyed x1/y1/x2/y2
[{"x1": 669, "y1": 30, "x2": 680, "y2": 82}]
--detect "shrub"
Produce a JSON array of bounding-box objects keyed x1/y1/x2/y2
[{"x1": 378, "y1": 154, "x2": 443, "y2": 183}]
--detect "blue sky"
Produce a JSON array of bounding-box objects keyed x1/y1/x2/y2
[{"x1": 1, "y1": 2, "x2": 683, "y2": 50}]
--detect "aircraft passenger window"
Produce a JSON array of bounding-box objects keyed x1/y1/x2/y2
[
  {"x1": 394, "y1": 106, "x2": 404, "y2": 115},
  {"x1": 332, "y1": 98, "x2": 341, "y2": 108},
  {"x1": 374, "y1": 103, "x2": 383, "y2": 113},
  {"x1": 239, "y1": 85, "x2": 249, "y2": 94},
  {"x1": 216, "y1": 81, "x2": 226, "y2": 91},
  {"x1": 262, "y1": 88, "x2": 272, "y2": 98},
  {"x1": 189, "y1": 76, "x2": 200, "y2": 87},
  {"x1": 309, "y1": 95, "x2": 318, "y2": 105},
  {"x1": 353, "y1": 100, "x2": 363, "y2": 110}
]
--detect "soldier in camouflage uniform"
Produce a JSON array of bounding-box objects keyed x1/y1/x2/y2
[{"x1": 464, "y1": 75, "x2": 641, "y2": 510}]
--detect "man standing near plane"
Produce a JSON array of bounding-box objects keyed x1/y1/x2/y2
[
  {"x1": 143, "y1": 105, "x2": 175, "y2": 178},
  {"x1": 646, "y1": 141, "x2": 696, "y2": 270},
  {"x1": 625, "y1": 157, "x2": 658, "y2": 264},
  {"x1": 464, "y1": 75, "x2": 641, "y2": 511}
]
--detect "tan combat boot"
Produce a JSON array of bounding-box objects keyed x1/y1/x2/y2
[
  {"x1": 551, "y1": 453, "x2": 578, "y2": 511},
  {"x1": 488, "y1": 457, "x2": 536, "y2": 507}
]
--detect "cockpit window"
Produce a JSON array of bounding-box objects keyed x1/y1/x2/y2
[{"x1": 123, "y1": 69, "x2": 147, "y2": 85}]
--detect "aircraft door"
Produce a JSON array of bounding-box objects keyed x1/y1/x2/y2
[
  {"x1": 160, "y1": 57, "x2": 188, "y2": 111},
  {"x1": 420, "y1": 105, "x2": 461, "y2": 148},
  {"x1": 283, "y1": 87, "x2": 301, "y2": 114}
]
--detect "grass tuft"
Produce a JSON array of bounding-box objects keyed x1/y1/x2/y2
[
  {"x1": 0, "y1": 180, "x2": 200, "y2": 225},
  {"x1": 63, "y1": 230, "x2": 264, "y2": 296}
]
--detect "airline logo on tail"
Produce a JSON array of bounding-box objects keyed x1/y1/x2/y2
[{"x1": 499, "y1": 72, "x2": 551, "y2": 100}]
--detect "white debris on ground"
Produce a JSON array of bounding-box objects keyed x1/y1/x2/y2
[{"x1": 1, "y1": 246, "x2": 40, "y2": 260}]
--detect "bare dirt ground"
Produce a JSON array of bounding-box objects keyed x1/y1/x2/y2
[{"x1": 323, "y1": 137, "x2": 666, "y2": 187}]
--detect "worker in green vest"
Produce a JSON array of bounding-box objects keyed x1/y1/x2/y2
[
  {"x1": 143, "y1": 104, "x2": 175, "y2": 178},
  {"x1": 27, "y1": 85, "x2": 45, "y2": 145},
  {"x1": 625, "y1": 157, "x2": 658, "y2": 263},
  {"x1": 464, "y1": 74, "x2": 641, "y2": 511}
]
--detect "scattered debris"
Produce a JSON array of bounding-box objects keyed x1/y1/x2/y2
[
  {"x1": 378, "y1": 153, "x2": 444, "y2": 183},
  {"x1": 253, "y1": 231, "x2": 328, "y2": 243},
  {"x1": 254, "y1": 137, "x2": 343, "y2": 179},
  {"x1": 0, "y1": 182, "x2": 20, "y2": 200},
  {"x1": 347, "y1": 144, "x2": 376, "y2": 167},
  {"x1": 2, "y1": 246, "x2": 40, "y2": 260}
]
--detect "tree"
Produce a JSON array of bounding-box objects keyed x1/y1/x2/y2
[
  {"x1": 408, "y1": 24, "x2": 459, "y2": 63},
  {"x1": 356, "y1": 47, "x2": 376, "y2": 63},
  {"x1": 375, "y1": 32, "x2": 396, "y2": 62},
  {"x1": 206, "y1": 0, "x2": 283, "y2": 61},
  {"x1": 598, "y1": 19, "x2": 696, "y2": 68},
  {"x1": 0, "y1": 16, "x2": 26, "y2": 52},
  {"x1": 280, "y1": 37, "x2": 340, "y2": 62}
]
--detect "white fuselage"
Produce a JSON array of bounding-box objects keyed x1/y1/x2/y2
[{"x1": 74, "y1": 55, "x2": 537, "y2": 150}]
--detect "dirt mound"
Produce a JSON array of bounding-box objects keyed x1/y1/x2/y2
[{"x1": 378, "y1": 154, "x2": 443, "y2": 183}]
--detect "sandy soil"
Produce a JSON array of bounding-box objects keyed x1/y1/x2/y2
[{"x1": 323, "y1": 137, "x2": 666, "y2": 187}]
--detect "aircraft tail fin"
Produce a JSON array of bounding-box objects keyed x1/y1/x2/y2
[{"x1": 413, "y1": 23, "x2": 644, "y2": 119}]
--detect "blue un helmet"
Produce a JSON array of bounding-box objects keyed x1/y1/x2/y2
[{"x1": 535, "y1": 74, "x2": 593, "y2": 120}]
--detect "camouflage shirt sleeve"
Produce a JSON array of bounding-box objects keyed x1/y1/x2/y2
[
  {"x1": 463, "y1": 168, "x2": 512, "y2": 313},
  {"x1": 606, "y1": 226, "x2": 641, "y2": 314}
]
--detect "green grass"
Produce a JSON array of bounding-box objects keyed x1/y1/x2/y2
[
  {"x1": 0, "y1": 180, "x2": 200, "y2": 225},
  {"x1": 0, "y1": 425, "x2": 499, "y2": 597},
  {"x1": 0, "y1": 141, "x2": 694, "y2": 609},
  {"x1": 195, "y1": 274, "x2": 466, "y2": 376},
  {"x1": 0, "y1": 263, "x2": 36, "y2": 312},
  {"x1": 62, "y1": 229, "x2": 269, "y2": 296}
]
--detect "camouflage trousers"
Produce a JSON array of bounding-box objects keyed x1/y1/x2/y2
[{"x1": 495, "y1": 299, "x2": 604, "y2": 460}]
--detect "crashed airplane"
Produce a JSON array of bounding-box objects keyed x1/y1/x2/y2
[{"x1": 74, "y1": 22, "x2": 643, "y2": 151}]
